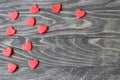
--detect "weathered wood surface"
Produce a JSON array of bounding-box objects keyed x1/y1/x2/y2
[{"x1": 0, "y1": 0, "x2": 120, "y2": 80}]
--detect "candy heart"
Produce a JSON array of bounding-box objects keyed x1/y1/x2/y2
[
  {"x1": 2, "y1": 47, "x2": 13, "y2": 57},
  {"x1": 51, "y1": 3, "x2": 62, "y2": 13},
  {"x1": 76, "y1": 9, "x2": 86, "y2": 19},
  {"x1": 6, "y1": 26, "x2": 16, "y2": 36},
  {"x1": 28, "y1": 59, "x2": 39, "y2": 69},
  {"x1": 22, "y1": 40, "x2": 32, "y2": 51},
  {"x1": 38, "y1": 24, "x2": 48, "y2": 34},
  {"x1": 9, "y1": 10, "x2": 19, "y2": 20},
  {"x1": 30, "y1": 4, "x2": 40, "y2": 13},
  {"x1": 26, "y1": 17, "x2": 36, "y2": 26},
  {"x1": 7, "y1": 62, "x2": 18, "y2": 73}
]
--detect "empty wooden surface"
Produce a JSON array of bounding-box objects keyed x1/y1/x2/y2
[{"x1": 0, "y1": 0, "x2": 120, "y2": 80}]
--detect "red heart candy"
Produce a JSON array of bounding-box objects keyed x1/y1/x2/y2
[
  {"x1": 2, "y1": 47, "x2": 13, "y2": 57},
  {"x1": 51, "y1": 3, "x2": 62, "y2": 13},
  {"x1": 26, "y1": 17, "x2": 36, "y2": 26},
  {"x1": 28, "y1": 59, "x2": 39, "y2": 69},
  {"x1": 22, "y1": 40, "x2": 32, "y2": 51},
  {"x1": 9, "y1": 10, "x2": 19, "y2": 20},
  {"x1": 38, "y1": 24, "x2": 48, "y2": 34},
  {"x1": 7, "y1": 62, "x2": 18, "y2": 73},
  {"x1": 30, "y1": 4, "x2": 40, "y2": 13},
  {"x1": 6, "y1": 26, "x2": 16, "y2": 36},
  {"x1": 76, "y1": 9, "x2": 86, "y2": 19}
]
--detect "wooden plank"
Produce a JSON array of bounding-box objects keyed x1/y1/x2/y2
[
  {"x1": 0, "y1": 0, "x2": 120, "y2": 38},
  {"x1": 0, "y1": 37, "x2": 120, "y2": 79}
]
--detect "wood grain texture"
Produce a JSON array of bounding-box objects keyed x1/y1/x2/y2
[{"x1": 0, "y1": 0, "x2": 120, "y2": 80}]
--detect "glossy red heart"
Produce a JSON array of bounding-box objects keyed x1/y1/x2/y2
[
  {"x1": 6, "y1": 26, "x2": 16, "y2": 36},
  {"x1": 28, "y1": 59, "x2": 39, "y2": 69},
  {"x1": 76, "y1": 8, "x2": 86, "y2": 19},
  {"x1": 7, "y1": 62, "x2": 18, "y2": 73},
  {"x1": 9, "y1": 10, "x2": 19, "y2": 20},
  {"x1": 30, "y1": 4, "x2": 40, "y2": 13},
  {"x1": 38, "y1": 24, "x2": 48, "y2": 34},
  {"x1": 26, "y1": 17, "x2": 36, "y2": 26},
  {"x1": 22, "y1": 40, "x2": 32, "y2": 51},
  {"x1": 51, "y1": 3, "x2": 61, "y2": 13},
  {"x1": 2, "y1": 47, "x2": 13, "y2": 57}
]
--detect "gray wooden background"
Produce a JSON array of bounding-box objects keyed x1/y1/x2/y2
[{"x1": 0, "y1": 0, "x2": 120, "y2": 80}]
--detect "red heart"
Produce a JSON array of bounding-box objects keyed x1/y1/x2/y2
[
  {"x1": 7, "y1": 62, "x2": 18, "y2": 73},
  {"x1": 28, "y1": 59, "x2": 39, "y2": 69},
  {"x1": 22, "y1": 40, "x2": 32, "y2": 51},
  {"x1": 38, "y1": 24, "x2": 48, "y2": 34},
  {"x1": 30, "y1": 4, "x2": 40, "y2": 13},
  {"x1": 2, "y1": 47, "x2": 13, "y2": 57},
  {"x1": 6, "y1": 26, "x2": 16, "y2": 36},
  {"x1": 9, "y1": 10, "x2": 19, "y2": 20},
  {"x1": 26, "y1": 17, "x2": 36, "y2": 26},
  {"x1": 51, "y1": 3, "x2": 62, "y2": 13},
  {"x1": 76, "y1": 9, "x2": 86, "y2": 19}
]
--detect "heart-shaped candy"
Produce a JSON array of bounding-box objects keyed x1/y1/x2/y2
[
  {"x1": 22, "y1": 40, "x2": 32, "y2": 51},
  {"x1": 26, "y1": 17, "x2": 36, "y2": 26},
  {"x1": 76, "y1": 8, "x2": 86, "y2": 19},
  {"x1": 2, "y1": 47, "x2": 13, "y2": 57},
  {"x1": 6, "y1": 26, "x2": 16, "y2": 36},
  {"x1": 30, "y1": 4, "x2": 40, "y2": 13},
  {"x1": 9, "y1": 10, "x2": 19, "y2": 20},
  {"x1": 51, "y1": 3, "x2": 62, "y2": 13},
  {"x1": 7, "y1": 62, "x2": 18, "y2": 73},
  {"x1": 28, "y1": 59, "x2": 39, "y2": 69},
  {"x1": 38, "y1": 24, "x2": 48, "y2": 34}
]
